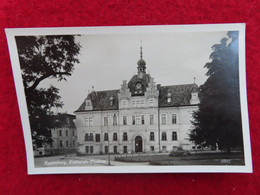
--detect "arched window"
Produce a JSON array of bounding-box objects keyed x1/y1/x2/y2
[{"x1": 162, "y1": 132, "x2": 167, "y2": 141}]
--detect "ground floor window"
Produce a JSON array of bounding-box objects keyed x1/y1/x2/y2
[
  {"x1": 150, "y1": 132, "x2": 155, "y2": 141},
  {"x1": 123, "y1": 146, "x2": 127, "y2": 153},
  {"x1": 162, "y1": 146, "x2": 167, "y2": 152},
  {"x1": 113, "y1": 133, "x2": 118, "y2": 141},
  {"x1": 60, "y1": 140, "x2": 63, "y2": 147},
  {"x1": 123, "y1": 132, "x2": 128, "y2": 141},
  {"x1": 105, "y1": 146, "x2": 108, "y2": 154},
  {"x1": 150, "y1": 146, "x2": 154, "y2": 152},
  {"x1": 114, "y1": 146, "x2": 117, "y2": 153},
  {"x1": 86, "y1": 146, "x2": 93, "y2": 154}
]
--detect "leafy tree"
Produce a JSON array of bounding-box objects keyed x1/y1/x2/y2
[
  {"x1": 15, "y1": 35, "x2": 81, "y2": 148},
  {"x1": 189, "y1": 31, "x2": 243, "y2": 152}
]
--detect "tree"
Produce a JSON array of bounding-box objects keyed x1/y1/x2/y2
[
  {"x1": 15, "y1": 35, "x2": 81, "y2": 148},
  {"x1": 189, "y1": 31, "x2": 243, "y2": 152}
]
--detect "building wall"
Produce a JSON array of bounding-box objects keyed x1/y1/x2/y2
[{"x1": 75, "y1": 105, "x2": 197, "y2": 155}]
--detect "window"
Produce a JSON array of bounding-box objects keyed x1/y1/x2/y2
[
  {"x1": 113, "y1": 133, "x2": 117, "y2": 141},
  {"x1": 95, "y1": 134, "x2": 100, "y2": 142},
  {"x1": 105, "y1": 146, "x2": 109, "y2": 154},
  {"x1": 141, "y1": 100, "x2": 145, "y2": 106},
  {"x1": 123, "y1": 116, "x2": 127, "y2": 125},
  {"x1": 66, "y1": 130, "x2": 68, "y2": 136},
  {"x1": 86, "y1": 101, "x2": 90, "y2": 106},
  {"x1": 60, "y1": 140, "x2": 63, "y2": 147},
  {"x1": 136, "y1": 100, "x2": 140, "y2": 107},
  {"x1": 123, "y1": 146, "x2": 127, "y2": 153},
  {"x1": 132, "y1": 101, "x2": 136, "y2": 107},
  {"x1": 72, "y1": 140, "x2": 75, "y2": 147},
  {"x1": 59, "y1": 130, "x2": 62, "y2": 136},
  {"x1": 150, "y1": 115, "x2": 154, "y2": 124},
  {"x1": 172, "y1": 131, "x2": 177, "y2": 141},
  {"x1": 89, "y1": 118, "x2": 93, "y2": 127},
  {"x1": 72, "y1": 130, "x2": 75, "y2": 136},
  {"x1": 85, "y1": 146, "x2": 89, "y2": 153},
  {"x1": 104, "y1": 117, "x2": 108, "y2": 126},
  {"x1": 89, "y1": 133, "x2": 93, "y2": 141},
  {"x1": 132, "y1": 116, "x2": 136, "y2": 125},
  {"x1": 85, "y1": 133, "x2": 94, "y2": 141},
  {"x1": 162, "y1": 132, "x2": 167, "y2": 141},
  {"x1": 150, "y1": 132, "x2": 155, "y2": 141},
  {"x1": 104, "y1": 133, "x2": 108, "y2": 141},
  {"x1": 161, "y1": 114, "x2": 166, "y2": 124},
  {"x1": 113, "y1": 114, "x2": 117, "y2": 126},
  {"x1": 114, "y1": 146, "x2": 117, "y2": 153},
  {"x1": 162, "y1": 146, "x2": 167, "y2": 152},
  {"x1": 150, "y1": 146, "x2": 154, "y2": 152},
  {"x1": 66, "y1": 140, "x2": 69, "y2": 147},
  {"x1": 172, "y1": 114, "x2": 177, "y2": 124},
  {"x1": 90, "y1": 146, "x2": 93, "y2": 154},
  {"x1": 85, "y1": 118, "x2": 93, "y2": 127},
  {"x1": 136, "y1": 115, "x2": 141, "y2": 125},
  {"x1": 122, "y1": 100, "x2": 127, "y2": 107},
  {"x1": 149, "y1": 99, "x2": 154, "y2": 106},
  {"x1": 141, "y1": 115, "x2": 145, "y2": 125},
  {"x1": 123, "y1": 132, "x2": 128, "y2": 141}
]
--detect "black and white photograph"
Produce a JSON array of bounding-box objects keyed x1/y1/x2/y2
[{"x1": 6, "y1": 24, "x2": 252, "y2": 174}]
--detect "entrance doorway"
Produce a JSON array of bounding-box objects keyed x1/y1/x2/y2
[{"x1": 135, "y1": 136, "x2": 143, "y2": 152}]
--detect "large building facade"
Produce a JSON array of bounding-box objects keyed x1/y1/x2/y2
[{"x1": 75, "y1": 47, "x2": 199, "y2": 155}]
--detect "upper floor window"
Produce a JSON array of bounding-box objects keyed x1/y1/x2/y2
[
  {"x1": 95, "y1": 134, "x2": 100, "y2": 142},
  {"x1": 141, "y1": 100, "x2": 145, "y2": 106},
  {"x1": 136, "y1": 115, "x2": 141, "y2": 125},
  {"x1": 132, "y1": 101, "x2": 136, "y2": 107},
  {"x1": 123, "y1": 116, "x2": 127, "y2": 125},
  {"x1": 150, "y1": 115, "x2": 154, "y2": 125},
  {"x1": 141, "y1": 115, "x2": 145, "y2": 125},
  {"x1": 162, "y1": 132, "x2": 167, "y2": 141},
  {"x1": 66, "y1": 130, "x2": 68, "y2": 136},
  {"x1": 150, "y1": 132, "x2": 155, "y2": 141},
  {"x1": 172, "y1": 131, "x2": 177, "y2": 141},
  {"x1": 85, "y1": 118, "x2": 93, "y2": 127},
  {"x1": 149, "y1": 99, "x2": 154, "y2": 106},
  {"x1": 85, "y1": 133, "x2": 94, "y2": 141},
  {"x1": 167, "y1": 93, "x2": 172, "y2": 103},
  {"x1": 59, "y1": 130, "x2": 62, "y2": 136},
  {"x1": 136, "y1": 100, "x2": 140, "y2": 107},
  {"x1": 172, "y1": 114, "x2": 177, "y2": 124},
  {"x1": 113, "y1": 133, "x2": 118, "y2": 141},
  {"x1": 122, "y1": 100, "x2": 127, "y2": 107},
  {"x1": 104, "y1": 117, "x2": 108, "y2": 126},
  {"x1": 132, "y1": 116, "x2": 136, "y2": 125},
  {"x1": 66, "y1": 140, "x2": 69, "y2": 147},
  {"x1": 123, "y1": 132, "x2": 128, "y2": 141},
  {"x1": 161, "y1": 114, "x2": 166, "y2": 125},
  {"x1": 60, "y1": 140, "x2": 63, "y2": 147},
  {"x1": 104, "y1": 133, "x2": 108, "y2": 141},
  {"x1": 113, "y1": 114, "x2": 117, "y2": 126}
]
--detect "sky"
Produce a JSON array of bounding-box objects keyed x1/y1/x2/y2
[{"x1": 40, "y1": 31, "x2": 228, "y2": 114}]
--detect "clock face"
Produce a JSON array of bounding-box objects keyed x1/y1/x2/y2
[{"x1": 136, "y1": 83, "x2": 142, "y2": 89}]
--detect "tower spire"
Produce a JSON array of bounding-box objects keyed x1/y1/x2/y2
[{"x1": 140, "y1": 40, "x2": 143, "y2": 59}]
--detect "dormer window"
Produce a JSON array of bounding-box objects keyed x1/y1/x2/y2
[
  {"x1": 167, "y1": 92, "x2": 172, "y2": 103},
  {"x1": 110, "y1": 96, "x2": 114, "y2": 106}
]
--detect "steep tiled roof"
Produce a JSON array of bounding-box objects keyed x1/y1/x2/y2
[
  {"x1": 54, "y1": 113, "x2": 76, "y2": 128},
  {"x1": 75, "y1": 83, "x2": 198, "y2": 112},
  {"x1": 158, "y1": 84, "x2": 198, "y2": 107},
  {"x1": 75, "y1": 89, "x2": 119, "y2": 112}
]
